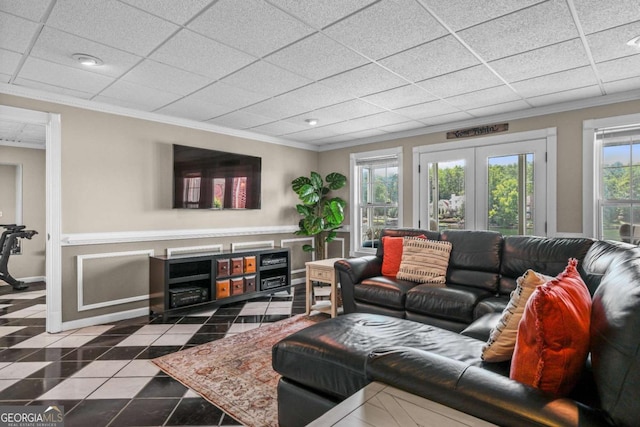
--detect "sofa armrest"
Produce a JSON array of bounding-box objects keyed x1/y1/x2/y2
[
  {"x1": 365, "y1": 347, "x2": 613, "y2": 427},
  {"x1": 335, "y1": 256, "x2": 382, "y2": 313}
]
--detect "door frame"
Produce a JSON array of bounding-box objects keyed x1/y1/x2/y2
[
  {"x1": 413, "y1": 127, "x2": 557, "y2": 236},
  {"x1": 0, "y1": 105, "x2": 62, "y2": 332}
]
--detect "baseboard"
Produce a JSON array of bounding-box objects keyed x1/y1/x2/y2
[
  {"x1": 61, "y1": 307, "x2": 149, "y2": 332},
  {"x1": 18, "y1": 276, "x2": 46, "y2": 284}
]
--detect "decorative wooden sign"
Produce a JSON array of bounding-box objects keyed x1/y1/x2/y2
[{"x1": 446, "y1": 123, "x2": 509, "y2": 139}]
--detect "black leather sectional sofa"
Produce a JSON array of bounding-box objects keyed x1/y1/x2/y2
[{"x1": 272, "y1": 228, "x2": 640, "y2": 426}]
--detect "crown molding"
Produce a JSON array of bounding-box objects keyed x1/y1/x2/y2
[{"x1": 0, "y1": 83, "x2": 319, "y2": 152}]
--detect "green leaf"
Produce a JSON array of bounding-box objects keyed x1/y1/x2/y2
[
  {"x1": 302, "y1": 244, "x2": 314, "y2": 252},
  {"x1": 310, "y1": 171, "x2": 323, "y2": 189},
  {"x1": 326, "y1": 172, "x2": 347, "y2": 190},
  {"x1": 298, "y1": 184, "x2": 320, "y2": 205},
  {"x1": 324, "y1": 200, "x2": 344, "y2": 226},
  {"x1": 291, "y1": 176, "x2": 311, "y2": 193},
  {"x1": 296, "y1": 204, "x2": 313, "y2": 216},
  {"x1": 326, "y1": 230, "x2": 337, "y2": 242}
]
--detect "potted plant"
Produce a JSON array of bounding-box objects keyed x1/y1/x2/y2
[{"x1": 291, "y1": 171, "x2": 347, "y2": 260}]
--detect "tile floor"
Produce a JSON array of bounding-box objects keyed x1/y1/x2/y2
[{"x1": 0, "y1": 281, "x2": 308, "y2": 426}]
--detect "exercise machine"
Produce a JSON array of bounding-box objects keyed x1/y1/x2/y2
[{"x1": 0, "y1": 224, "x2": 38, "y2": 291}]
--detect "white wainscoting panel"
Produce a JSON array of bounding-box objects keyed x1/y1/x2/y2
[
  {"x1": 231, "y1": 240, "x2": 275, "y2": 252},
  {"x1": 166, "y1": 244, "x2": 224, "y2": 257}
]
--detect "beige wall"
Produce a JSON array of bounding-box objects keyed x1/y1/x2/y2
[
  {"x1": 0, "y1": 164, "x2": 17, "y2": 223},
  {"x1": 320, "y1": 99, "x2": 640, "y2": 234},
  {"x1": 1, "y1": 94, "x2": 319, "y2": 323},
  {"x1": 0, "y1": 145, "x2": 46, "y2": 281}
]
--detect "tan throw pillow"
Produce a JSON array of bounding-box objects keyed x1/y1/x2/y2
[
  {"x1": 396, "y1": 237, "x2": 452, "y2": 284},
  {"x1": 481, "y1": 269, "x2": 552, "y2": 362}
]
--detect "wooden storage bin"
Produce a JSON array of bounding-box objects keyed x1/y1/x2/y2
[
  {"x1": 244, "y1": 275, "x2": 256, "y2": 293},
  {"x1": 216, "y1": 279, "x2": 230, "y2": 298},
  {"x1": 244, "y1": 256, "x2": 257, "y2": 273},
  {"x1": 231, "y1": 277, "x2": 244, "y2": 295},
  {"x1": 231, "y1": 257, "x2": 243, "y2": 275},
  {"x1": 216, "y1": 259, "x2": 230, "y2": 277}
]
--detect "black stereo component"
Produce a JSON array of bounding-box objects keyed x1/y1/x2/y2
[
  {"x1": 169, "y1": 286, "x2": 209, "y2": 308},
  {"x1": 261, "y1": 256, "x2": 287, "y2": 267},
  {"x1": 261, "y1": 275, "x2": 287, "y2": 290}
]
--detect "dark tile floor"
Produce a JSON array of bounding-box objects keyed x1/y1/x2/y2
[{"x1": 0, "y1": 281, "x2": 307, "y2": 426}]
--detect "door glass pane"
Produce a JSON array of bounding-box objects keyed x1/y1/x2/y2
[
  {"x1": 427, "y1": 160, "x2": 465, "y2": 231},
  {"x1": 487, "y1": 154, "x2": 534, "y2": 235}
]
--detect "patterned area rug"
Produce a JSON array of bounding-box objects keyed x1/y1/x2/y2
[{"x1": 153, "y1": 314, "x2": 325, "y2": 427}]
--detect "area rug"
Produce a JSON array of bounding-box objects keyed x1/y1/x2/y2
[{"x1": 153, "y1": 314, "x2": 325, "y2": 427}]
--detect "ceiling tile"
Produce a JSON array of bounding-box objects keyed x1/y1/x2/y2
[
  {"x1": 512, "y1": 67, "x2": 598, "y2": 98},
  {"x1": 324, "y1": 0, "x2": 447, "y2": 60},
  {"x1": 189, "y1": 81, "x2": 267, "y2": 109},
  {"x1": 0, "y1": 11, "x2": 40, "y2": 53},
  {"x1": 207, "y1": 110, "x2": 275, "y2": 129},
  {"x1": 490, "y1": 38, "x2": 590, "y2": 82},
  {"x1": 340, "y1": 111, "x2": 410, "y2": 132},
  {"x1": 572, "y1": 0, "x2": 640, "y2": 34},
  {"x1": 587, "y1": 23, "x2": 640, "y2": 63},
  {"x1": 379, "y1": 120, "x2": 427, "y2": 133},
  {"x1": 416, "y1": 65, "x2": 503, "y2": 98},
  {"x1": 420, "y1": 0, "x2": 545, "y2": 31},
  {"x1": 527, "y1": 86, "x2": 602, "y2": 107},
  {"x1": 0, "y1": 0, "x2": 50, "y2": 21},
  {"x1": 241, "y1": 97, "x2": 308, "y2": 120},
  {"x1": 283, "y1": 126, "x2": 340, "y2": 142},
  {"x1": 46, "y1": 0, "x2": 179, "y2": 56},
  {"x1": 458, "y1": 0, "x2": 579, "y2": 61},
  {"x1": 121, "y1": 59, "x2": 213, "y2": 96},
  {"x1": 285, "y1": 99, "x2": 386, "y2": 127},
  {"x1": 0, "y1": 72, "x2": 10, "y2": 83},
  {"x1": 248, "y1": 120, "x2": 308, "y2": 136},
  {"x1": 97, "y1": 80, "x2": 182, "y2": 111},
  {"x1": 603, "y1": 76, "x2": 640, "y2": 94},
  {"x1": 265, "y1": 33, "x2": 368, "y2": 80},
  {"x1": 221, "y1": 60, "x2": 311, "y2": 97},
  {"x1": 150, "y1": 29, "x2": 256, "y2": 80},
  {"x1": 320, "y1": 63, "x2": 407, "y2": 98},
  {"x1": 267, "y1": 0, "x2": 376, "y2": 29},
  {"x1": 119, "y1": 0, "x2": 213, "y2": 25},
  {"x1": 30, "y1": 27, "x2": 142, "y2": 78},
  {"x1": 467, "y1": 100, "x2": 531, "y2": 117},
  {"x1": 362, "y1": 84, "x2": 436, "y2": 110},
  {"x1": 0, "y1": 48, "x2": 21, "y2": 75},
  {"x1": 597, "y1": 55, "x2": 640, "y2": 82},
  {"x1": 394, "y1": 100, "x2": 461, "y2": 120},
  {"x1": 155, "y1": 96, "x2": 233, "y2": 121},
  {"x1": 275, "y1": 82, "x2": 353, "y2": 112},
  {"x1": 188, "y1": 0, "x2": 314, "y2": 57},
  {"x1": 13, "y1": 77, "x2": 95, "y2": 99},
  {"x1": 18, "y1": 57, "x2": 113, "y2": 93},
  {"x1": 445, "y1": 85, "x2": 521, "y2": 110},
  {"x1": 420, "y1": 111, "x2": 474, "y2": 126},
  {"x1": 380, "y1": 36, "x2": 479, "y2": 82},
  {"x1": 93, "y1": 94, "x2": 166, "y2": 112}
]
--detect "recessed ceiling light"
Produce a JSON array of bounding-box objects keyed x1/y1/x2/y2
[
  {"x1": 72, "y1": 53, "x2": 103, "y2": 66},
  {"x1": 305, "y1": 118, "x2": 318, "y2": 126},
  {"x1": 626, "y1": 36, "x2": 640, "y2": 48}
]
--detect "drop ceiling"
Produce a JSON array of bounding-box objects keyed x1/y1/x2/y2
[{"x1": 0, "y1": 0, "x2": 639, "y2": 150}]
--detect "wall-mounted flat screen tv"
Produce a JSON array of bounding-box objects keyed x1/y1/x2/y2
[{"x1": 173, "y1": 144, "x2": 261, "y2": 210}]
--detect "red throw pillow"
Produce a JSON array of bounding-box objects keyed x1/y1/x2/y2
[
  {"x1": 381, "y1": 236, "x2": 403, "y2": 277},
  {"x1": 381, "y1": 235, "x2": 427, "y2": 277},
  {"x1": 510, "y1": 258, "x2": 591, "y2": 396}
]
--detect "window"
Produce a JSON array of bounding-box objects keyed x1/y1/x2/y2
[
  {"x1": 350, "y1": 148, "x2": 402, "y2": 255},
  {"x1": 595, "y1": 125, "x2": 640, "y2": 242},
  {"x1": 584, "y1": 113, "x2": 640, "y2": 242}
]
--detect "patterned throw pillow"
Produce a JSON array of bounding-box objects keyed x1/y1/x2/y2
[
  {"x1": 396, "y1": 237, "x2": 452, "y2": 284},
  {"x1": 482, "y1": 269, "x2": 553, "y2": 362},
  {"x1": 510, "y1": 258, "x2": 592, "y2": 396}
]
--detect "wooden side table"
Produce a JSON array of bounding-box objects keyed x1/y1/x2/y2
[{"x1": 306, "y1": 257, "x2": 342, "y2": 318}]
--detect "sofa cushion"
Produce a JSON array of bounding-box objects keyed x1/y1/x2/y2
[
  {"x1": 396, "y1": 237, "x2": 452, "y2": 284},
  {"x1": 440, "y1": 230, "x2": 502, "y2": 292},
  {"x1": 499, "y1": 236, "x2": 594, "y2": 295},
  {"x1": 482, "y1": 269, "x2": 552, "y2": 362},
  {"x1": 381, "y1": 236, "x2": 403, "y2": 277},
  {"x1": 510, "y1": 259, "x2": 591, "y2": 396},
  {"x1": 355, "y1": 277, "x2": 419, "y2": 310},
  {"x1": 473, "y1": 296, "x2": 509, "y2": 319},
  {"x1": 405, "y1": 284, "x2": 493, "y2": 324}
]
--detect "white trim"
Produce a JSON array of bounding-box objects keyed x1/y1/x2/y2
[
  {"x1": 61, "y1": 225, "x2": 299, "y2": 246},
  {"x1": 583, "y1": 112, "x2": 640, "y2": 238},
  {"x1": 231, "y1": 240, "x2": 275, "y2": 252},
  {"x1": 281, "y1": 237, "x2": 313, "y2": 275},
  {"x1": 0, "y1": 140, "x2": 45, "y2": 150},
  {"x1": 0, "y1": 83, "x2": 317, "y2": 152},
  {"x1": 325, "y1": 237, "x2": 346, "y2": 259},
  {"x1": 166, "y1": 244, "x2": 224, "y2": 257},
  {"x1": 76, "y1": 249, "x2": 154, "y2": 312},
  {"x1": 61, "y1": 307, "x2": 149, "y2": 332},
  {"x1": 16, "y1": 275, "x2": 46, "y2": 283}
]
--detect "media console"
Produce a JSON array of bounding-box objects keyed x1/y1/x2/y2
[{"x1": 149, "y1": 247, "x2": 290, "y2": 319}]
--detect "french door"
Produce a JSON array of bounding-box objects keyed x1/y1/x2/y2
[{"x1": 419, "y1": 139, "x2": 547, "y2": 235}]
